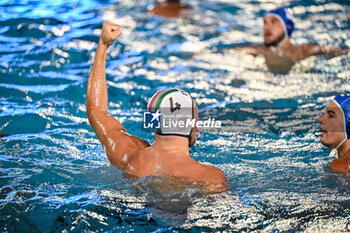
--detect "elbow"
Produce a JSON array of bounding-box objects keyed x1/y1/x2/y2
[
  {"x1": 86, "y1": 97, "x2": 93, "y2": 118},
  {"x1": 86, "y1": 105, "x2": 95, "y2": 122},
  {"x1": 86, "y1": 103, "x2": 107, "y2": 119},
  {"x1": 85, "y1": 107, "x2": 101, "y2": 129}
]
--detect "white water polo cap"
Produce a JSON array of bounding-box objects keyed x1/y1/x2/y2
[{"x1": 147, "y1": 88, "x2": 194, "y2": 137}]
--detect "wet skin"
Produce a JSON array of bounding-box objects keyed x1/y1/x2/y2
[
  {"x1": 263, "y1": 15, "x2": 285, "y2": 47},
  {"x1": 86, "y1": 22, "x2": 227, "y2": 193},
  {"x1": 232, "y1": 15, "x2": 349, "y2": 73},
  {"x1": 148, "y1": 1, "x2": 190, "y2": 18},
  {"x1": 318, "y1": 101, "x2": 350, "y2": 173}
]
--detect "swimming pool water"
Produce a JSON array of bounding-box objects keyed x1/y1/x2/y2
[{"x1": 1, "y1": 0, "x2": 350, "y2": 232}]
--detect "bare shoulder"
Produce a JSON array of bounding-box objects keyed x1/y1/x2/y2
[
  {"x1": 109, "y1": 129, "x2": 150, "y2": 153},
  {"x1": 329, "y1": 157, "x2": 350, "y2": 173},
  {"x1": 124, "y1": 147, "x2": 157, "y2": 177},
  {"x1": 194, "y1": 162, "x2": 228, "y2": 193},
  {"x1": 299, "y1": 43, "x2": 319, "y2": 50},
  {"x1": 180, "y1": 159, "x2": 227, "y2": 192},
  {"x1": 232, "y1": 44, "x2": 267, "y2": 55},
  {"x1": 284, "y1": 44, "x2": 319, "y2": 60},
  {"x1": 198, "y1": 163, "x2": 226, "y2": 182},
  {"x1": 301, "y1": 43, "x2": 321, "y2": 54},
  {"x1": 105, "y1": 129, "x2": 150, "y2": 169},
  {"x1": 148, "y1": 2, "x2": 189, "y2": 18}
]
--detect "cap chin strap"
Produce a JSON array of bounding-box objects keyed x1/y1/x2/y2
[
  {"x1": 269, "y1": 34, "x2": 289, "y2": 55},
  {"x1": 277, "y1": 35, "x2": 289, "y2": 48},
  {"x1": 329, "y1": 137, "x2": 347, "y2": 157}
]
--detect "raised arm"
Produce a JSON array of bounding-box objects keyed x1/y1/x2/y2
[
  {"x1": 86, "y1": 22, "x2": 149, "y2": 169},
  {"x1": 87, "y1": 22, "x2": 123, "y2": 141}
]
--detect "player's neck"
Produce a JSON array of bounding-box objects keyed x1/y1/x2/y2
[
  {"x1": 280, "y1": 38, "x2": 292, "y2": 50},
  {"x1": 153, "y1": 135, "x2": 190, "y2": 156},
  {"x1": 338, "y1": 140, "x2": 350, "y2": 158},
  {"x1": 268, "y1": 37, "x2": 291, "y2": 49}
]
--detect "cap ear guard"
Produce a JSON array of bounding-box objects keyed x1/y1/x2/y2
[
  {"x1": 328, "y1": 94, "x2": 350, "y2": 157},
  {"x1": 188, "y1": 99, "x2": 195, "y2": 146},
  {"x1": 333, "y1": 94, "x2": 350, "y2": 140}
]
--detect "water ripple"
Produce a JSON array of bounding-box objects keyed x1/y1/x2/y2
[{"x1": 0, "y1": 0, "x2": 349, "y2": 232}]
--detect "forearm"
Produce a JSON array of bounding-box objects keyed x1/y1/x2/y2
[
  {"x1": 86, "y1": 38, "x2": 126, "y2": 142},
  {"x1": 87, "y1": 40, "x2": 109, "y2": 115},
  {"x1": 86, "y1": 22, "x2": 133, "y2": 160}
]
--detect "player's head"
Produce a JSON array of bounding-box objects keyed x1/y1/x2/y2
[
  {"x1": 147, "y1": 88, "x2": 199, "y2": 147},
  {"x1": 318, "y1": 94, "x2": 350, "y2": 150},
  {"x1": 263, "y1": 7, "x2": 294, "y2": 47}
]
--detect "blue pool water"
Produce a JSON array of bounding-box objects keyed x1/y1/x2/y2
[{"x1": 1, "y1": 0, "x2": 350, "y2": 232}]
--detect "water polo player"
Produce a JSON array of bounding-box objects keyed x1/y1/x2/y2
[
  {"x1": 86, "y1": 22, "x2": 227, "y2": 192},
  {"x1": 318, "y1": 94, "x2": 350, "y2": 173},
  {"x1": 232, "y1": 7, "x2": 348, "y2": 73}
]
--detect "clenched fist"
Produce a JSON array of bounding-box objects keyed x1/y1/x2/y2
[{"x1": 100, "y1": 21, "x2": 122, "y2": 47}]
